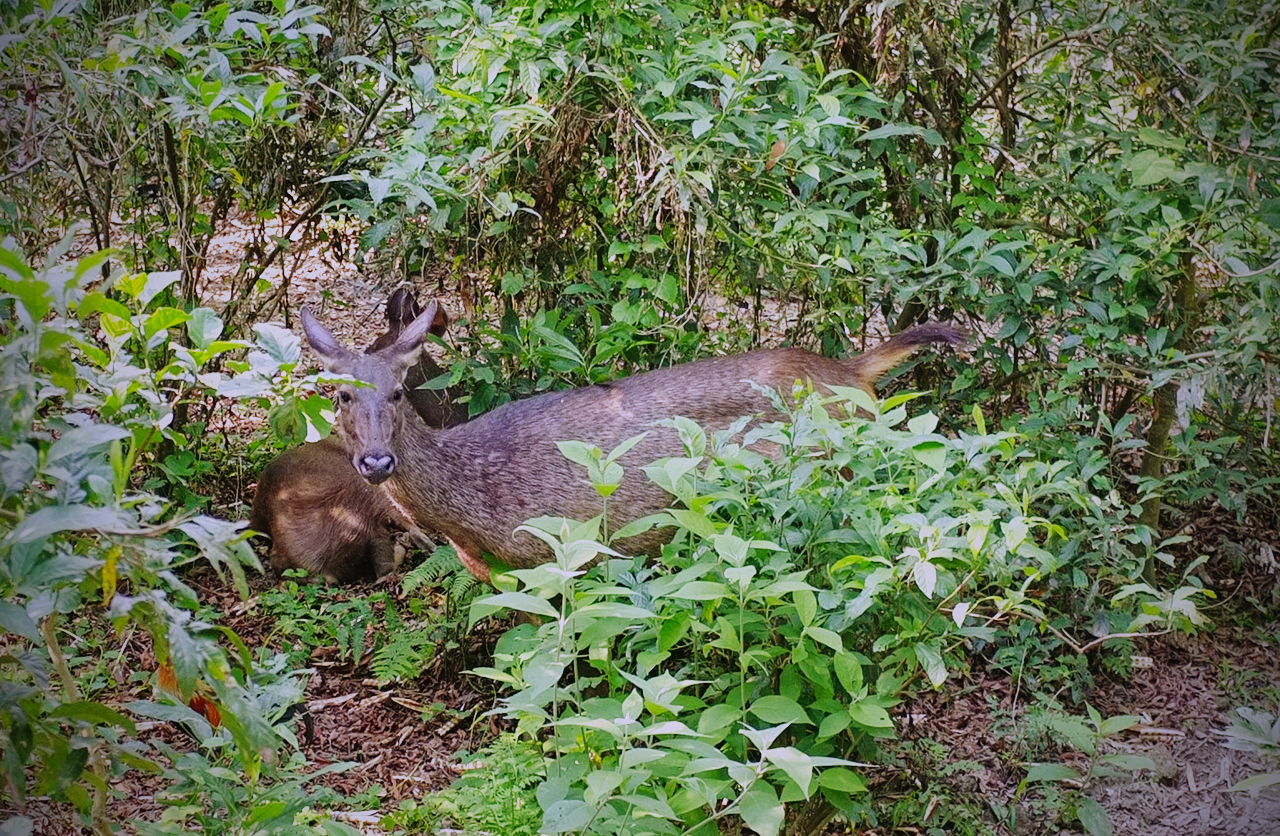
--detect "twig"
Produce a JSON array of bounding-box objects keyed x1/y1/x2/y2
[
  {"x1": 1188, "y1": 238, "x2": 1280, "y2": 279},
  {"x1": 971, "y1": 5, "x2": 1112, "y2": 114}
]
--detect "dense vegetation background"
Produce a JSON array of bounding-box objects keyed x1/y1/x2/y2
[{"x1": 2, "y1": 0, "x2": 1278, "y2": 834}]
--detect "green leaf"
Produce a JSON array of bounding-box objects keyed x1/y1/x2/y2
[
  {"x1": 818, "y1": 766, "x2": 866, "y2": 794},
  {"x1": 846, "y1": 700, "x2": 892, "y2": 729},
  {"x1": 1025, "y1": 763, "x2": 1081, "y2": 783},
  {"x1": 135, "y1": 270, "x2": 180, "y2": 309},
  {"x1": 1129, "y1": 150, "x2": 1178, "y2": 187},
  {"x1": 667, "y1": 581, "x2": 728, "y2": 601},
  {"x1": 0, "y1": 600, "x2": 41, "y2": 642},
  {"x1": 858, "y1": 124, "x2": 925, "y2": 142},
  {"x1": 804, "y1": 626, "x2": 844, "y2": 653},
  {"x1": 765, "y1": 747, "x2": 813, "y2": 797},
  {"x1": 76, "y1": 292, "x2": 131, "y2": 322},
  {"x1": 1097, "y1": 715, "x2": 1142, "y2": 736},
  {"x1": 6, "y1": 506, "x2": 128, "y2": 544},
  {"x1": 253, "y1": 323, "x2": 301, "y2": 366},
  {"x1": 144, "y1": 307, "x2": 190, "y2": 340},
  {"x1": 1100, "y1": 754, "x2": 1157, "y2": 772},
  {"x1": 540, "y1": 799, "x2": 595, "y2": 833},
  {"x1": 48, "y1": 700, "x2": 136, "y2": 733},
  {"x1": 738, "y1": 781, "x2": 783, "y2": 836},
  {"x1": 186, "y1": 308, "x2": 224, "y2": 350},
  {"x1": 751, "y1": 696, "x2": 811, "y2": 725},
  {"x1": 1075, "y1": 797, "x2": 1113, "y2": 836},
  {"x1": 1228, "y1": 772, "x2": 1280, "y2": 793},
  {"x1": 910, "y1": 440, "x2": 947, "y2": 474},
  {"x1": 470, "y1": 592, "x2": 559, "y2": 619},
  {"x1": 833, "y1": 652, "x2": 864, "y2": 696},
  {"x1": 913, "y1": 641, "x2": 947, "y2": 687}
]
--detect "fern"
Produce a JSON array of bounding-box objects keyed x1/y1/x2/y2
[
  {"x1": 402, "y1": 544, "x2": 484, "y2": 616},
  {"x1": 387, "y1": 735, "x2": 545, "y2": 836},
  {"x1": 370, "y1": 628, "x2": 435, "y2": 684}
]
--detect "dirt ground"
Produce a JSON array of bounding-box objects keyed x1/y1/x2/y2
[{"x1": 21, "y1": 211, "x2": 1280, "y2": 834}]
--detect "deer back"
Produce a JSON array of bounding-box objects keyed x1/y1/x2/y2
[{"x1": 302, "y1": 304, "x2": 963, "y2": 582}]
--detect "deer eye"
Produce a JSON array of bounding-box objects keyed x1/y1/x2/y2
[
  {"x1": 392, "y1": 388, "x2": 404, "y2": 402},
  {"x1": 338, "y1": 391, "x2": 352, "y2": 404}
]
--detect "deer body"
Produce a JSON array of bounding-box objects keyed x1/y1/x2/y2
[
  {"x1": 303, "y1": 304, "x2": 963, "y2": 583},
  {"x1": 250, "y1": 290, "x2": 465, "y2": 583}
]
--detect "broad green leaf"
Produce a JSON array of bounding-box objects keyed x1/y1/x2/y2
[
  {"x1": 469, "y1": 592, "x2": 558, "y2": 619},
  {"x1": 751, "y1": 695, "x2": 811, "y2": 725},
  {"x1": 0, "y1": 600, "x2": 40, "y2": 642},
  {"x1": 1129, "y1": 150, "x2": 1178, "y2": 187},
  {"x1": 6, "y1": 506, "x2": 128, "y2": 544},
  {"x1": 910, "y1": 440, "x2": 947, "y2": 474},
  {"x1": 846, "y1": 700, "x2": 892, "y2": 729},
  {"x1": 253, "y1": 322, "x2": 301, "y2": 366},
  {"x1": 540, "y1": 799, "x2": 595, "y2": 833},
  {"x1": 738, "y1": 781, "x2": 783, "y2": 836},
  {"x1": 48, "y1": 700, "x2": 136, "y2": 732},
  {"x1": 913, "y1": 641, "x2": 947, "y2": 686},
  {"x1": 136, "y1": 270, "x2": 180, "y2": 309},
  {"x1": 144, "y1": 307, "x2": 190, "y2": 339},
  {"x1": 858, "y1": 123, "x2": 925, "y2": 142},
  {"x1": 668, "y1": 581, "x2": 728, "y2": 601},
  {"x1": 186, "y1": 307, "x2": 224, "y2": 350},
  {"x1": 1025, "y1": 763, "x2": 1081, "y2": 783},
  {"x1": 76, "y1": 292, "x2": 131, "y2": 321},
  {"x1": 1228, "y1": 772, "x2": 1280, "y2": 793},
  {"x1": 818, "y1": 766, "x2": 867, "y2": 794},
  {"x1": 1075, "y1": 797, "x2": 1113, "y2": 836},
  {"x1": 764, "y1": 747, "x2": 813, "y2": 797}
]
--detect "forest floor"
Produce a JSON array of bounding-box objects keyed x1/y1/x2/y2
[{"x1": 31, "y1": 212, "x2": 1280, "y2": 835}]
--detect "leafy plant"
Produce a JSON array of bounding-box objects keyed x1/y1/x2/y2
[
  {"x1": 1220, "y1": 706, "x2": 1280, "y2": 796},
  {"x1": 387, "y1": 734, "x2": 545, "y2": 836},
  {"x1": 0, "y1": 241, "x2": 343, "y2": 834},
  {"x1": 998, "y1": 702, "x2": 1158, "y2": 836},
  {"x1": 466, "y1": 387, "x2": 1199, "y2": 835}
]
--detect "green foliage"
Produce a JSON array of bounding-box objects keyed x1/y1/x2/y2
[
  {"x1": 387, "y1": 734, "x2": 545, "y2": 836},
  {"x1": 467, "y1": 391, "x2": 1202, "y2": 834},
  {"x1": 1220, "y1": 706, "x2": 1280, "y2": 796},
  {"x1": 1009, "y1": 703, "x2": 1157, "y2": 836},
  {"x1": 8, "y1": 0, "x2": 1280, "y2": 830},
  {"x1": 0, "y1": 241, "x2": 350, "y2": 831},
  {"x1": 256, "y1": 575, "x2": 383, "y2": 667}
]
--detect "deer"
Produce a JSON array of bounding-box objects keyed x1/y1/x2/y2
[
  {"x1": 249, "y1": 289, "x2": 468, "y2": 583},
  {"x1": 300, "y1": 301, "x2": 964, "y2": 584}
]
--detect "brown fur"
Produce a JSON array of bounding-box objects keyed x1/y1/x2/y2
[
  {"x1": 302, "y1": 304, "x2": 965, "y2": 583},
  {"x1": 249, "y1": 290, "x2": 466, "y2": 583}
]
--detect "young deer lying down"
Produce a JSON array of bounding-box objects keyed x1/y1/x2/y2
[
  {"x1": 249, "y1": 290, "x2": 467, "y2": 583},
  {"x1": 302, "y1": 302, "x2": 964, "y2": 583}
]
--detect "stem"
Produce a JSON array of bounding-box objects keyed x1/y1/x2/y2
[
  {"x1": 41, "y1": 615, "x2": 113, "y2": 836},
  {"x1": 1136, "y1": 249, "x2": 1199, "y2": 583}
]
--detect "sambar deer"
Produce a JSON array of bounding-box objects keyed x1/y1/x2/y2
[
  {"x1": 301, "y1": 302, "x2": 963, "y2": 583},
  {"x1": 249, "y1": 289, "x2": 467, "y2": 583}
]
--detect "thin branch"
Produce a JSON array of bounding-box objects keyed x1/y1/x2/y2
[
  {"x1": 971, "y1": 4, "x2": 1112, "y2": 114},
  {"x1": 245, "y1": 79, "x2": 400, "y2": 288},
  {"x1": 1189, "y1": 238, "x2": 1280, "y2": 278}
]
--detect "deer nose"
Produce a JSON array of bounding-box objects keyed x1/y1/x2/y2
[{"x1": 358, "y1": 452, "x2": 396, "y2": 483}]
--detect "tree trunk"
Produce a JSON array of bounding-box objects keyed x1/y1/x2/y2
[{"x1": 1136, "y1": 249, "x2": 1199, "y2": 583}]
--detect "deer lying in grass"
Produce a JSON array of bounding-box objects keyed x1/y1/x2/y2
[
  {"x1": 249, "y1": 289, "x2": 466, "y2": 583},
  {"x1": 301, "y1": 302, "x2": 963, "y2": 583}
]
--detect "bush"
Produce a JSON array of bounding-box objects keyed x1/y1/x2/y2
[{"x1": 465, "y1": 387, "x2": 1206, "y2": 835}]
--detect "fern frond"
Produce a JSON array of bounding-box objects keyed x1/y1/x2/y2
[
  {"x1": 403, "y1": 544, "x2": 461, "y2": 592},
  {"x1": 371, "y1": 629, "x2": 435, "y2": 685}
]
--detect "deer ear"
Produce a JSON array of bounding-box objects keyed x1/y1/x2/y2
[
  {"x1": 377, "y1": 299, "x2": 440, "y2": 375},
  {"x1": 425, "y1": 299, "x2": 449, "y2": 338},
  {"x1": 301, "y1": 308, "x2": 357, "y2": 373},
  {"x1": 385, "y1": 287, "x2": 420, "y2": 331}
]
